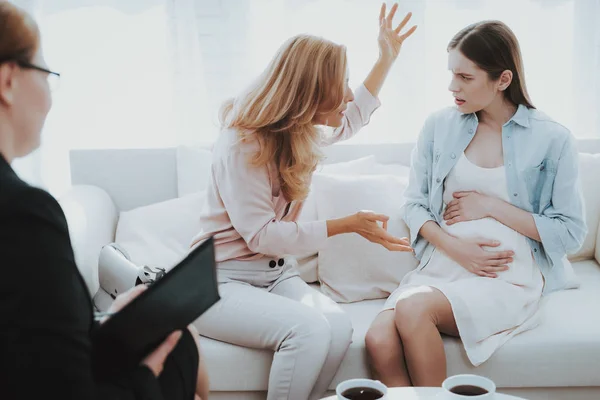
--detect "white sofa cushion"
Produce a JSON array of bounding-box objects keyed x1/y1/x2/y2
[
  {"x1": 570, "y1": 153, "x2": 600, "y2": 261},
  {"x1": 297, "y1": 156, "x2": 380, "y2": 282},
  {"x1": 313, "y1": 173, "x2": 417, "y2": 303},
  {"x1": 115, "y1": 192, "x2": 205, "y2": 269},
  {"x1": 299, "y1": 156, "x2": 379, "y2": 223},
  {"x1": 197, "y1": 259, "x2": 600, "y2": 391}
]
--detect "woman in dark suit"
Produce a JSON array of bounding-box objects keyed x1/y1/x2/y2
[{"x1": 0, "y1": 3, "x2": 209, "y2": 399}]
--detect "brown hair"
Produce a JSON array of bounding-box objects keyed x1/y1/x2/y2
[
  {"x1": 448, "y1": 20, "x2": 535, "y2": 109},
  {"x1": 0, "y1": 2, "x2": 39, "y2": 62},
  {"x1": 221, "y1": 34, "x2": 347, "y2": 201}
]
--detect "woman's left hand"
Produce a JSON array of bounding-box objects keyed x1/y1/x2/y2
[
  {"x1": 443, "y1": 191, "x2": 496, "y2": 225},
  {"x1": 378, "y1": 2, "x2": 417, "y2": 62}
]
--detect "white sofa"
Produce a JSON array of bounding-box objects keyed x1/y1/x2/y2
[{"x1": 59, "y1": 140, "x2": 600, "y2": 400}]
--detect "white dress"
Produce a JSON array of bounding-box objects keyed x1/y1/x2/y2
[{"x1": 384, "y1": 152, "x2": 544, "y2": 366}]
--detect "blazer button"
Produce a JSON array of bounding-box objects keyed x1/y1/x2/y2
[
  {"x1": 278, "y1": 258, "x2": 285, "y2": 266},
  {"x1": 468, "y1": 129, "x2": 474, "y2": 134},
  {"x1": 436, "y1": 177, "x2": 441, "y2": 183},
  {"x1": 269, "y1": 260, "x2": 277, "y2": 268},
  {"x1": 451, "y1": 153, "x2": 456, "y2": 159}
]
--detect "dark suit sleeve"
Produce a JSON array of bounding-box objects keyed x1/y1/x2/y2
[{"x1": 0, "y1": 187, "x2": 164, "y2": 399}]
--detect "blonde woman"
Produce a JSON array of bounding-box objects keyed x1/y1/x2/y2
[{"x1": 191, "y1": 3, "x2": 416, "y2": 399}]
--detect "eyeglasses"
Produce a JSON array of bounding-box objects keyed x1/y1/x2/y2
[
  {"x1": 17, "y1": 60, "x2": 61, "y2": 92},
  {"x1": 0, "y1": 59, "x2": 61, "y2": 92}
]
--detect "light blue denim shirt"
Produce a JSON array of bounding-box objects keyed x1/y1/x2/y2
[{"x1": 403, "y1": 104, "x2": 587, "y2": 294}]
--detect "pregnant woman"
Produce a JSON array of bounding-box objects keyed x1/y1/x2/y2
[{"x1": 365, "y1": 20, "x2": 587, "y2": 387}]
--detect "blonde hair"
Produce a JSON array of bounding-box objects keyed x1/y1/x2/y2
[{"x1": 221, "y1": 34, "x2": 348, "y2": 201}]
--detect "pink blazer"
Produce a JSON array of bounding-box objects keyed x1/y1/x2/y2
[{"x1": 191, "y1": 84, "x2": 380, "y2": 262}]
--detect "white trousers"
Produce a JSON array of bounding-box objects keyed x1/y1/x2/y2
[{"x1": 194, "y1": 257, "x2": 353, "y2": 400}]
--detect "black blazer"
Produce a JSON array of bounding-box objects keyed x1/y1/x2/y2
[{"x1": 0, "y1": 155, "x2": 164, "y2": 399}]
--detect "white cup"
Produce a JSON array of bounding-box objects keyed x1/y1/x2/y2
[
  {"x1": 336, "y1": 379, "x2": 388, "y2": 399},
  {"x1": 440, "y1": 374, "x2": 496, "y2": 399}
]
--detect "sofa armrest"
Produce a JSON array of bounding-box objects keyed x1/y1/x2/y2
[
  {"x1": 595, "y1": 215, "x2": 600, "y2": 264},
  {"x1": 58, "y1": 185, "x2": 118, "y2": 296}
]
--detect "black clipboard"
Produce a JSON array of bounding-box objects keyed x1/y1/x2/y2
[{"x1": 91, "y1": 237, "x2": 220, "y2": 378}]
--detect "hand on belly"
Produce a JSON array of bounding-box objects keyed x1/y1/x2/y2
[
  {"x1": 442, "y1": 218, "x2": 518, "y2": 252},
  {"x1": 442, "y1": 217, "x2": 532, "y2": 273}
]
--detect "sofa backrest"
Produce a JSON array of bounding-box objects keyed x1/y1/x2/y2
[
  {"x1": 70, "y1": 139, "x2": 600, "y2": 212},
  {"x1": 70, "y1": 143, "x2": 420, "y2": 212},
  {"x1": 70, "y1": 139, "x2": 600, "y2": 261}
]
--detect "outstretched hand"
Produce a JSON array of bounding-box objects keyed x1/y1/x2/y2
[{"x1": 378, "y1": 2, "x2": 417, "y2": 62}]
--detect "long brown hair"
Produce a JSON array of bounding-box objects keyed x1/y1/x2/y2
[
  {"x1": 0, "y1": 2, "x2": 39, "y2": 63},
  {"x1": 221, "y1": 34, "x2": 348, "y2": 201},
  {"x1": 448, "y1": 20, "x2": 535, "y2": 108}
]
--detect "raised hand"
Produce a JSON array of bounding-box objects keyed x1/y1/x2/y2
[{"x1": 378, "y1": 2, "x2": 417, "y2": 62}]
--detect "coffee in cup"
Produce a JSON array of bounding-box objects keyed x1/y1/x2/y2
[
  {"x1": 336, "y1": 379, "x2": 387, "y2": 400},
  {"x1": 441, "y1": 374, "x2": 496, "y2": 398}
]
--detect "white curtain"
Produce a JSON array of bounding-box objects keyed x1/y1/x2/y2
[
  {"x1": 165, "y1": 0, "x2": 212, "y2": 146},
  {"x1": 10, "y1": 0, "x2": 207, "y2": 195},
  {"x1": 7, "y1": 0, "x2": 600, "y2": 195}
]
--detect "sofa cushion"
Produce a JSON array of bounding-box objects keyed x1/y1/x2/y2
[
  {"x1": 442, "y1": 260, "x2": 600, "y2": 388},
  {"x1": 297, "y1": 156, "x2": 380, "y2": 282},
  {"x1": 198, "y1": 260, "x2": 600, "y2": 391},
  {"x1": 297, "y1": 157, "x2": 407, "y2": 283},
  {"x1": 569, "y1": 153, "x2": 600, "y2": 261},
  {"x1": 314, "y1": 173, "x2": 416, "y2": 303},
  {"x1": 115, "y1": 192, "x2": 205, "y2": 270}
]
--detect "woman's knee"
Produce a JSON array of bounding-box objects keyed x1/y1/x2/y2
[
  {"x1": 161, "y1": 328, "x2": 200, "y2": 385},
  {"x1": 325, "y1": 310, "x2": 353, "y2": 350},
  {"x1": 365, "y1": 312, "x2": 398, "y2": 359},
  {"x1": 288, "y1": 308, "x2": 332, "y2": 355},
  {"x1": 394, "y1": 295, "x2": 434, "y2": 336},
  {"x1": 187, "y1": 324, "x2": 201, "y2": 357}
]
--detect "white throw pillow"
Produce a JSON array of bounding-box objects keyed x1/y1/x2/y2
[
  {"x1": 176, "y1": 145, "x2": 213, "y2": 197},
  {"x1": 297, "y1": 160, "x2": 409, "y2": 284},
  {"x1": 296, "y1": 156, "x2": 379, "y2": 282},
  {"x1": 314, "y1": 173, "x2": 417, "y2": 303},
  {"x1": 115, "y1": 192, "x2": 205, "y2": 270},
  {"x1": 299, "y1": 156, "x2": 379, "y2": 223},
  {"x1": 568, "y1": 153, "x2": 600, "y2": 261}
]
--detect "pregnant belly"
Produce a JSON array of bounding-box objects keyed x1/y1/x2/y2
[{"x1": 441, "y1": 217, "x2": 531, "y2": 264}]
